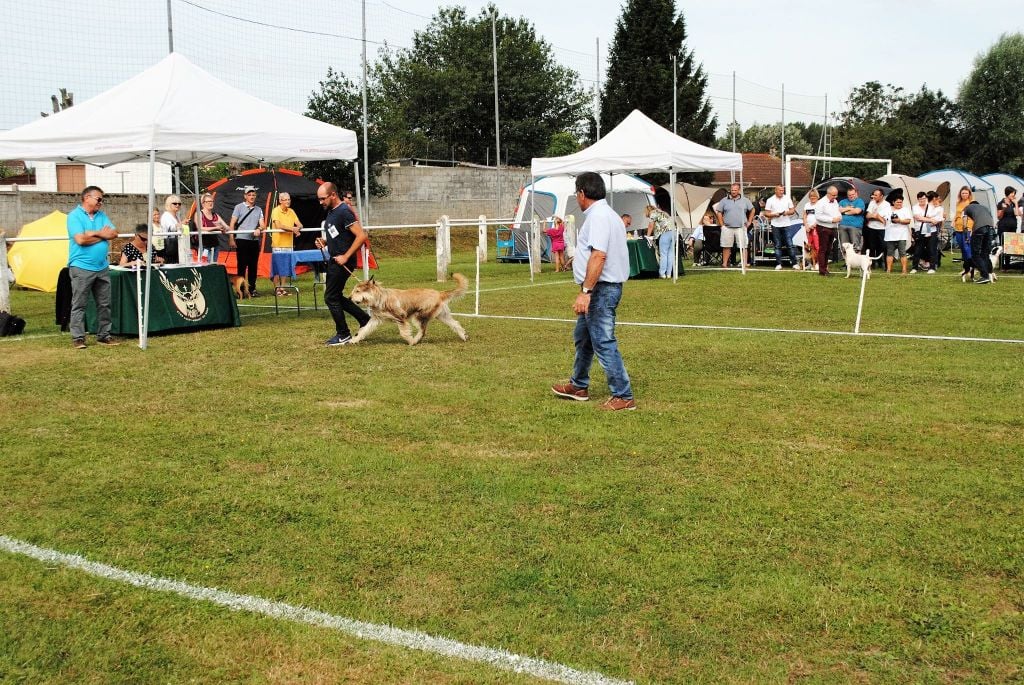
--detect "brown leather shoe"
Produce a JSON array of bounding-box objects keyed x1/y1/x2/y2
[
  {"x1": 551, "y1": 382, "x2": 589, "y2": 401},
  {"x1": 96, "y1": 336, "x2": 121, "y2": 346},
  {"x1": 599, "y1": 396, "x2": 637, "y2": 411}
]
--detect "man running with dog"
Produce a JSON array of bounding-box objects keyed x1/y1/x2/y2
[
  {"x1": 315, "y1": 181, "x2": 371, "y2": 345},
  {"x1": 551, "y1": 172, "x2": 635, "y2": 411}
]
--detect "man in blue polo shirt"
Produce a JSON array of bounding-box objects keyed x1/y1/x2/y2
[
  {"x1": 67, "y1": 185, "x2": 120, "y2": 349},
  {"x1": 838, "y1": 186, "x2": 865, "y2": 252}
]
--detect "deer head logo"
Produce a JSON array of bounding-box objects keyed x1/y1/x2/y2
[{"x1": 157, "y1": 268, "x2": 207, "y2": 322}]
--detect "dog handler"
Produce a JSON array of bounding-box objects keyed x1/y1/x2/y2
[
  {"x1": 315, "y1": 182, "x2": 371, "y2": 345},
  {"x1": 551, "y1": 172, "x2": 636, "y2": 411}
]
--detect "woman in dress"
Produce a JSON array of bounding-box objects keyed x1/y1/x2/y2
[{"x1": 544, "y1": 216, "x2": 567, "y2": 272}]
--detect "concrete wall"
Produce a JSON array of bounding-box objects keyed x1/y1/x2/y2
[
  {"x1": 0, "y1": 189, "x2": 194, "y2": 238},
  {"x1": 368, "y1": 165, "x2": 532, "y2": 226}
]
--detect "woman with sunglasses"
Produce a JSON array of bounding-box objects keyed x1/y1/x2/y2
[
  {"x1": 196, "y1": 192, "x2": 229, "y2": 264},
  {"x1": 160, "y1": 195, "x2": 184, "y2": 264},
  {"x1": 119, "y1": 224, "x2": 165, "y2": 266}
]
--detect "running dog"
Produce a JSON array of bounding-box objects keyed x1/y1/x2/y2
[
  {"x1": 349, "y1": 273, "x2": 469, "y2": 345},
  {"x1": 229, "y1": 275, "x2": 250, "y2": 299},
  {"x1": 842, "y1": 242, "x2": 882, "y2": 279}
]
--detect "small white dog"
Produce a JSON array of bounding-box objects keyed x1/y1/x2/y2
[
  {"x1": 990, "y1": 245, "x2": 1002, "y2": 282},
  {"x1": 842, "y1": 242, "x2": 881, "y2": 279}
]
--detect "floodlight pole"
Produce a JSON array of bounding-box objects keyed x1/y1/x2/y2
[
  {"x1": 730, "y1": 71, "x2": 737, "y2": 184},
  {"x1": 492, "y1": 9, "x2": 501, "y2": 219},
  {"x1": 780, "y1": 83, "x2": 785, "y2": 185},
  {"x1": 595, "y1": 38, "x2": 601, "y2": 139},
  {"x1": 361, "y1": 0, "x2": 370, "y2": 222}
]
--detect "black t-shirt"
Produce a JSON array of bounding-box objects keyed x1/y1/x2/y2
[
  {"x1": 323, "y1": 202, "x2": 359, "y2": 269},
  {"x1": 996, "y1": 199, "x2": 1018, "y2": 230}
]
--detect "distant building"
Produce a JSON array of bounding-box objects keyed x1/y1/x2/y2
[
  {"x1": 1, "y1": 160, "x2": 172, "y2": 193},
  {"x1": 712, "y1": 153, "x2": 812, "y2": 199}
]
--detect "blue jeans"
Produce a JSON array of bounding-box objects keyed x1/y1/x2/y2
[
  {"x1": 954, "y1": 231, "x2": 972, "y2": 263},
  {"x1": 658, "y1": 231, "x2": 675, "y2": 276},
  {"x1": 571, "y1": 282, "x2": 632, "y2": 400},
  {"x1": 771, "y1": 224, "x2": 796, "y2": 265}
]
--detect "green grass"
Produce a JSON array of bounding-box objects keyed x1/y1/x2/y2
[{"x1": 1, "y1": 256, "x2": 1022, "y2": 684}]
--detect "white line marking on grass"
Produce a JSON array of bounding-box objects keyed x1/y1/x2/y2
[
  {"x1": 0, "y1": 332, "x2": 65, "y2": 343},
  {"x1": 457, "y1": 313, "x2": 1024, "y2": 345},
  {"x1": 0, "y1": 535, "x2": 632, "y2": 685}
]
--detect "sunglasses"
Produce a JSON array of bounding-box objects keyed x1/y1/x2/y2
[
  {"x1": 171, "y1": 202, "x2": 182, "y2": 206},
  {"x1": 88, "y1": 196, "x2": 104, "y2": 203}
]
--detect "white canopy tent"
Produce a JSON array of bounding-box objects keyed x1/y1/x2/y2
[
  {"x1": 0, "y1": 53, "x2": 358, "y2": 348},
  {"x1": 530, "y1": 109, "x2": 742, "y2": 280}
]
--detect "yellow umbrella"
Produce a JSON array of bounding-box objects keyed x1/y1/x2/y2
[{"x1": 8, "y1": 210, "x2": 68, "y2": 292}]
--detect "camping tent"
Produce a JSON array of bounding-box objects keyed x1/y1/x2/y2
[
  {"x1": 204, "y1": 167, "x2": 324, "y2": 277},
  {"x1": 981, "y1": 173, "x2": 1024, "y2": 209},
  {"x1": 661, "y1": 182, "x2": 726, "y2": 235},
  {"x1": 7, "y1": 211, "x2": 67, "y2": 292},
  {"x1": 874, "y1": 174, "x2": 948, "y2": 203},
  {"x1": 0, "y1": 53, "x2": 358, "y2": 348},
  {"x1": 918, "y1": 169, "x2": 997, "y2": 219},
  {"x1": 530, "y1": 110, "x2": 742, "y2": 279}
]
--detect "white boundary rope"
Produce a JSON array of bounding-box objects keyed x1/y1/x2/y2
[
  {"x1": 0, "y1": 535, "x2": 632, "y2": 685},
  {"x1": 456, "y1": 313, "x2": 1024, "y2": 345}
]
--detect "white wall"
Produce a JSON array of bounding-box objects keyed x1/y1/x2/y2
[{"x1": 9, "y1": 161, "x2": 173, "y2": 194}]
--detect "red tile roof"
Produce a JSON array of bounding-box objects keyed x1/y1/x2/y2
[{"x1": 712, "y1": 153, "x2": 811, "y2": 188}]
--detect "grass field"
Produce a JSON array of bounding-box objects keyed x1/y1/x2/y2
[{"x1": 2, "y1": 251, "x2": 1022, "y2": 684}]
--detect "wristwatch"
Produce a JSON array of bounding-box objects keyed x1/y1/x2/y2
[{"x1": 581, "y1": 286, "x2": 592, "y2": 294}]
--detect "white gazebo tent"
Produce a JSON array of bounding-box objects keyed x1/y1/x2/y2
[
  {"x1": 531, "y1": 109, "x2": 742, "y2": 280},
  {"x1": 0, "y1": 53, "x2": 358, "y2": 348}
]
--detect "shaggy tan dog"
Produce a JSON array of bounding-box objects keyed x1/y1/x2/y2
[{"x1": 349, "y1": 273, "x2": 468, "y2": 345}]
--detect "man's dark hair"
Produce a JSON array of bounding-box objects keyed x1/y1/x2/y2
[
  {"x1": 620, "y1": 213, "x2": 631, "y2": 219},
  {"x1": 575, "y1": 172, "x2": 606, "y2": 201},
  {"x1": 134, "y1": 223, "x2": 148, "y2": 234},
  {"x1": 917, "y1": 191, "x2": 927, "y2": 199},
  {"x1": 926, "y1": 191, "x2": 938, "y2": 201},
  {"x1": 81, "y1": 185, "x2": 103, "y2": 200}
]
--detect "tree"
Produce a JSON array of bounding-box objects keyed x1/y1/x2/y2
[
  {"x1": 716, "y1": 123, "x2": 812, "y2": 157},
  {"x1": 600, "y1": 0, "x2": 716, "y2": 146},
  {"x1": 829, "y1": 82, "x2": 964, "y2": 178},
  {"x1": 373, "y1": 5, "x2": 587, "y2": 167},
  {"x1": 303, "y1": 67, "x2": 389, "y2": 197},
  {"x1": 545, "y1": 131, "x2": 580, "y2": 157},
  {"x1": 959, "y1": 32, "x2": 1024, "y2": 175}
]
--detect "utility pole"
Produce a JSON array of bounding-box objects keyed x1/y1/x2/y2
[
  {"x1": 492, "y1": 9, "x2": 501, "y2": 218},
  {"x1": 361, "y1": 0, "x2": 370, "y2": 221},
  {"x1": 672, "y1": 54, "x2": 677, "y2": 135},
  {"x1": 166, "y1": 0, "x2": 174, "y2": 52},
  {"x1": 595, "y1": 38, "x2": 601, "y2": 139},
  {"x1": 780, "y1": 83, "x2": 785, "y2": 184}
]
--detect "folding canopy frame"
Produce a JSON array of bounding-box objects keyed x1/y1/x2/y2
[
  {"x1": 0, "y1": 53, "x2": 358, "y2": 349},
  {"x1": 531, "y1": 110, "x2": 743, "y2": 282}
]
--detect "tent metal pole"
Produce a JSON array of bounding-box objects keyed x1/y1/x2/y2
[
  {"x1": 141, "y1": 149, "x2": 156, "y2": 350},
  {"x1": 671, "y1": 169, "x2": 678, "y2": 283}
]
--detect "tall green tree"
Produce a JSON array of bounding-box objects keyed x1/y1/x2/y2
[
  {"x1": 303, "y1": 67, "x2": 389, "y2": 196},
  {"x1": 959, "y1": 32, "x2": 1024, "y2": 175},
  {"x1": 373, "y1": 5, "x2": 587, "y2": 167},
  {"x1": 715, "y1": 123, "x2": 812, "y2": 157},
  {"x1": 600, "y1": 0, "x2": 716, "y2": 146}
]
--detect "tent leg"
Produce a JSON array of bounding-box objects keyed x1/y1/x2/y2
[
  {"x1": 670, "y1": 169, "x2": 678, "y2": 283},
  {"x1": 141, "y1": 150, "x2": 156, "y2": 350}
]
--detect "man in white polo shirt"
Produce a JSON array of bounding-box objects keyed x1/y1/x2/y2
[
  {"x1": 765, "y1": 185, "x2": 797, "y2": 270},
  {"x1": 812, "y1": 185, "x2": 843, "y2": 276},
  {"x1": 551, "y1": 172, "x2": 635, "y2": 411},
  {"x1": 715, "y1": 183, "x2": 755, "y2": 272}
]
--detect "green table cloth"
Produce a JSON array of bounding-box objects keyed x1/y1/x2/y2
[{"x1": 88, "y1": 264, "x2": 240, "y2": 335}]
